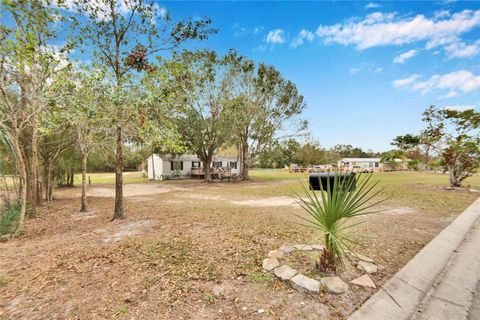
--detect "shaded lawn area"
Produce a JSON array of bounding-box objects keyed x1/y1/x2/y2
[{"x1": 0, "y1": 171, "x2": 478, "y2": 319}]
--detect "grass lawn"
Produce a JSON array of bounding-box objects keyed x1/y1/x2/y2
[
  {"x1": 0, "y1": 170, "x2": 478, "y2": 319},
  {"x1": 78, "y1": 168, "x2": 480, "y2": 189}
]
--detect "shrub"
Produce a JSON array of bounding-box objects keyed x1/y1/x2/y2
[
  {"x1": 295, "y1": 172, "x2": 384, "y2": 271},
  {"x1": 0, "y1": 203, "x2": 20, "y2": 236}
]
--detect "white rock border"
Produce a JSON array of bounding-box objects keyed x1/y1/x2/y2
[{"x1": 262, "y1": 244, "x2": 380, "y2": 294}]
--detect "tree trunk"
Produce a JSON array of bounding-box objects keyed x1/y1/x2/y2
[
  {"x1": 24, "y1": 150, "x2": 32, "y2": 208},
  {"x1": 80, "y1": 152, "x2": 88, "y2": 212},
  {"x1": 12, "y1": 123, "x2": 27, "y2": 235},
  {"x1": 44, "y1": 161, "x2": 51, "y2": 202},
  {"x1": 31, "y1": 114, "x2": 39, "y2": 214},
  {"x1": 68, "y1": 168, "x2": 74, "y2": 187},
  {"x1": 203, "y1": 157, "x2": 212, "y2": 183},
  {"x1": 448, "y1": 165, "x2": 461, "y2": 188},
  {"x1": 112, "y1": 125, "x2": 124, "y2": 220},
  {"x1": 241, "y1": 142, "x2": 249, "y2": 181},
  {"x1": 237, "y1": 142, "x2": 243, "y2": 179},
  {"x1": 48, "y1": 170, "x2": 54, "y2": 201}
]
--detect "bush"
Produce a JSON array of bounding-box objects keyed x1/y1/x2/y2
[
  {"x1": 407, "y1": 159, "x2": 421, "y2": 171},
  {"x1": 296, "y1": 173, "x2": 384, "y2": 271},
  {"x1": 0, "y1": 203, "x2": 20, "y2": 236}
]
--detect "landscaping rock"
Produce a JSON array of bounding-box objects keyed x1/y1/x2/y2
[
  {"x1": 279, "y1": 245, "x2": 295, "y2": 254},
  {"x1": 294, "y1": 244, "x2": 313, "y2": 251},
  {"x1": 350, "y1": 274, "x2": 376, "y2": 288},
  {"x1": 262, "y1": 258, "x2": 280, "y2": 271},
  {"x1": 321, "y1": 277, "x2": 348, "y2": 294},
  {"x1": 273, "y1": 265, "x2": 298, "y2": 280},
  {"x1": 311, "y1": 244, "x2": 325, "y2": 251},
  {"x1": 352, "y1": 252, "x2": 375, "y2": 263},
  {"x1": 290, "y1": 274, "x2": 320, "y2": 293},
  {"x1": 268, "y1": 249, "x2": 285, "y2": 259},
  {"x1": 357, "y1": 261, "x2": 378, "y2": 274}
]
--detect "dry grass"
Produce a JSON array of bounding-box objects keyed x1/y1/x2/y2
[{"x1": 0, "y1": 171, "x2": 478, "y2": 319}]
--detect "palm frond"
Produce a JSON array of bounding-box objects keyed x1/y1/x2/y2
[{"x1": 295, "y1": 171, "x2": 383, "y2": 270}]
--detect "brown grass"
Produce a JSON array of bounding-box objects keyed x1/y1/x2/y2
[{"x1": 0, "y1": 172, "x2": 478, "y2": 319}]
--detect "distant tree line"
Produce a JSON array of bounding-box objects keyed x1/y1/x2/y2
[{"x1": 257, "y1": 140, "x2": 379, "y2": 168}]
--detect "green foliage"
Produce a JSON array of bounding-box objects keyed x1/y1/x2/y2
[
  {"x1": 407, "y1": 159, "x2": 421, "y2": 171},
  {"x1": 295, "y1": 173, "x2": 384, "y2": 270},
  {"x1": 258, "y1": 139, "x2": 381, "y2": 168},
  {"x1": 380, "y1": 149, "x2": 406, "y2": 171},
  {"x1": 258, "y1": 139, "x2": 300, "y2": 168},
  {"x1": 158, "y1": 50, "x2": 235, "y2": 180},
  {"x1": 0, "y1": 121, "x2": 15, "y2": 175},
  {"x1": 392, "y1": 134, "x2": 421, "y2": 150},
  {"x1": 331, "y1": 144, "x2": 379, "y2": 158},
  {"x1": 295, "y1": 140, "x2": 326, "y2": 166},
  {"x1": 0, "y1": 203, "x2": 20, "y2": 236},
  {"x1": 247, "y1": 272, "x2": 272, "y2": 283},
  {"x1": 422, "y1": 105, "x2": 480, "y2": 187},
  {"x1": 0, "y1": 276, "x2": 8, "y2": 287},
  {"x1": 226, "y1": 52, "x2": 307, "y2": 178}
]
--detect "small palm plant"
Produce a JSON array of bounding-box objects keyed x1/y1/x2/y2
[{"x1": 295, "y1": 172, "x2": 384, "y2": 272}]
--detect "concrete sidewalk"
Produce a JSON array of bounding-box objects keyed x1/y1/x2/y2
[{"x1": 350, "y1": 197, "x2": 480, "y2": 320}]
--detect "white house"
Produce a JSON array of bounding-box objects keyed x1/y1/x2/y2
[
  {"x1": 337, "y1": 158, "x2": 382, "y2": 172},
  {"x1": 147, "y1": 154, "x2": 240, "y2": 180}
]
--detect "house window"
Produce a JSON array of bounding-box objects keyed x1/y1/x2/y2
[
  {"x1": 369, "y1": 162, "x2": 374, "y2": 168},
  {"x1": 229, "y1": 161, "x2": 237, "y2": 169},
  {"x1": 375, "y1": 162, "x2": 379, "y2": 168},
  {"x1": 213, "y1": 161, "x2": 222, "y2": 168},
  {"x1": 171, "y1": 161, "x2": 183, "y2": 171},
  {"x1": 192, "y1": 161, "x2": 201, "y2": 168}
]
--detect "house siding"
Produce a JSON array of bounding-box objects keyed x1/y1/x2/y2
[
  {"x1": 147, "y1": 155, "x2": 163, "y2": 180},
  {"x1": 147, "y1": 154, "x2": 240, "y2": 180}
]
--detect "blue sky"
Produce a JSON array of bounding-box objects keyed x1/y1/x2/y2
[{"x1": 156, "y1": 1, "x2": 480, "y2": 151}]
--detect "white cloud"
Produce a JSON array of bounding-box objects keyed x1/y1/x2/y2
[
  {"x1": 290, "y1": 29, "x2": 314, "y2": 48},
  {"x1": 154, "y1": 4, "x2": 167, "y2": 18},
  {"x1": 365, "y1": 2, "x2": 381, "y2": 9},
  {"x1": 393, "y1": 70, "x2": 480, "y2": 97},
  {"x1": 444, "y1": 40, "x2": 480, "y2": 58},
  {"x1": 315, "y1": 9, "x2": 480, "y2": 50},
  {"x1": 266, "y1": 29, "x2": 286, "y2": 45},
  {"x1": 440, "y1": 91, "x2": 459, "y2": 99},
  {"x1": 233, "y1": 24, "x2": 264, "y2": 37},
  {"x1": 349, "y1": 63, "x2": 383, "y2": 75},
  {"x1": 350, "y1": 67, "x2": 362, "y2": 75},
  {"x1": 393, "y1": 49, "x2": 419, "y2": 63},
  {"x1": 392, "y1": 74, "x2": 421, "y2": 88},
  {"x1": 443, "y1": 105, "x2": 475, "y2": 111},
  {"x1": 434, "y1": 10, "x2": 450, "y2": 20}
]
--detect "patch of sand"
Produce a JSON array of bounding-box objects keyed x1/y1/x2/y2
[
  {"x1": 382, "y1": 207, "x2": 416, "y2": 215},
  {"x1": 230, "y1": 196, "x2": 299, "y2": 207},
  {"x1": 87, "y1": 184, "x2": 188, "y2": 198},
  {"x1": 72, "y1": 210, "x2": 98, "y2": 221},
  {"x1": 93, "y1": 220, "x2": 155, "y2": 242},
  {"x1": 181, "y1": 194, "x2": 224, "y2": 201},
  {"x1": 181, "y1": 194, "x2": 299, "y2": 207}
]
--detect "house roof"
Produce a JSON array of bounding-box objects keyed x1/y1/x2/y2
[
  {"x1": 151, "y1": 154, "x2": 237, "y2": 162},
  {"x1": 339, "y1": 158, "x2": 381, "y2": 162}
]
